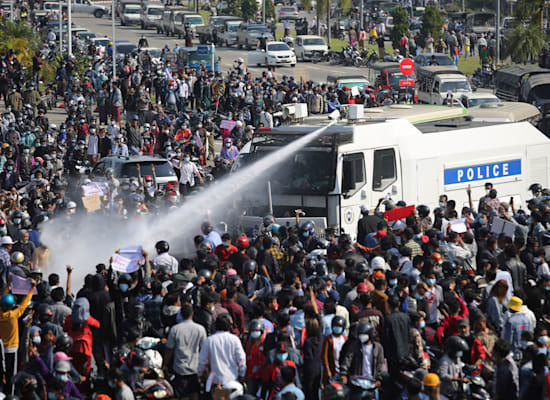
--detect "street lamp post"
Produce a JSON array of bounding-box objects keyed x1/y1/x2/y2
[
  {"x1": 496, "y1": 0, "x2": 500, "y2": 64},
  {"x1": 68, "y1": 0, "x2": 72, "y2": 57},
  {"x1": 112, "y1": 0, "x2": 116, "y2": 80},
  {"x1": 59, "y1": 1, "x2": 63, "y2": 56}
]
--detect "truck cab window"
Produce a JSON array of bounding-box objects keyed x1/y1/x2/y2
[
  {"x1": 372, "y1": 148, "x2": 396, "y2": 191},
  {"x1": 433, "y1": 81, "x2": 439, "y2": 93},
  {"x1": 342, "y1": 153, "x2": 365, "y2": 197}
]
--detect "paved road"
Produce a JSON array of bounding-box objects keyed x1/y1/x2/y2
[{"x1": 72, "y1": 14, "x2": 370, "y2": 82}]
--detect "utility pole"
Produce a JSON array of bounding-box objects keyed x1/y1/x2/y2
[
  {"x1": 327, "y1": 0, "x2": 331, "y2": 47},
  {"x1": 360, "y1": 0, "x2": 363, "y2": 30},
  {"x1": 9, "y1": 0, "x2": 13, "y2": 22},
  {"x1": 112, "y1": 0, "x2": 116, "y2": 80},
  {"x1": 262, "y1": 0, "x2": 265, "y2": 24},
  {"x1": 496, "y1": 0, "x2": 500, "y2": 64},
  {"x1": 59, "y1": 1, "x2": 63, "y2": 56},
  {"x1": 68, "y1": 0, "x2": 72, "y2": 57},
  {"x1": 462, "y1": 0, "x2": 464, "y2": 13}
]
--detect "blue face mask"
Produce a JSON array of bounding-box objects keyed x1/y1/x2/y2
[
  {"x1": 222, "y1": 241, "x2": 229, "y2": 247},
  {"x1": 119, "y1": 283, "x2": 129, "y2": 292},
  {"x1": 411, "y1": 284, "x2": 417, "y2": 291},
  {"x1": 389, "y1": 279, "x2": 397, "y2": 287},
  {"x1": 55, "y1": 373, "x2": 68, "y2": 382},
  {"x1": 276, "y1": 353, "x2": 288, "y2": 362},
  {"x1": 32, "y1": 336, "x2": 41, "y2": 345},
  {"x1": 426, "y1": 278, "x2": 436, "y2": 286},
  {"x1": 439, "y1": 202, "x2": 445, "y2": 208},
  {"x1": 303, "y1": 231, "x2": 310, "y2": 238},
  {"x1": 48, "y1": 393, "x2": 56, "y2": 400},
  {"x1": 332, "y1": 326, "x2": 343, "y2": 335},
  {"x1": 545, "y1": 286, "x2": 550, "y2": 291},
  {"x1": 455, "y1": 351, "x2": 463, "y2": 359},
  {"x1": 535, "y1": 257, "x2": 542, "y2": 264},
  {"x1": 415, "y1": 293, "x2": 423, "y2": 300},
  {"x1": 419, "y1": 321, "x2": 426, "y2": 329}
]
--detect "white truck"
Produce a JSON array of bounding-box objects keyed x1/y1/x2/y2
[
  {"x1": 416, "y1": 65, "x2": 472, "y2": 105},
  {"x1": 235, "y1": 111, "x2": 550, "y2": 239}
]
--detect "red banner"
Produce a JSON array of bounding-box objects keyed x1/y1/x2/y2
[{"x1": 384, "y1": 205, "x2": 415, "y2": 222}]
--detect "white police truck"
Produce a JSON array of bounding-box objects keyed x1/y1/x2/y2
[{"x1": 235, "y1": 107, "x2": 550, "y2": 239}]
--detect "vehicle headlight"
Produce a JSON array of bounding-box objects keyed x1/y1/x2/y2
[{"x1": 153, "y1": 390, "x2": 167, "y2": 399}]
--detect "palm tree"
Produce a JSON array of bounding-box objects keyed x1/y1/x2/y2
[
  {"x1": 0, "y1": 20, "x2": 41, "y2": 66},
  {"x1": 503, "y1": 23, "x2": 545, "y2": 64}
]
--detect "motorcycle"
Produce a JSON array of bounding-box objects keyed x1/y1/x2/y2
[
  {"x1": 349, "y1": 376, "x2": 378, "y2": 400},
  {"x1": 471, "y1": 63, "x2": 496, "y2": 89}
]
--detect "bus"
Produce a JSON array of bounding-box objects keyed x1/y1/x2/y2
[
  {"x1": 177, "y1": 47, "x2": 219, "y2": 72},
  {"x1": 465, "y1": 12, "x2": 496, "y2": 35}
]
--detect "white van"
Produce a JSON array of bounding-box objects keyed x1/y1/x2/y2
[
  {"x1": 235, "y1": 116, "x2": 550, "y2": 239},
  {"x1": 294, "y1": 35, "x2": 328, "y2": 61},
  {"x1": 416, "y1": 66, "x2": 472, "y2": 105},
  {"x1": 140, "y1": 4, "x2": 163, "y2": 30}
]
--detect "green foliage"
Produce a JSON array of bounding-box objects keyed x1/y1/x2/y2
[
  {"x1": 503, "y1": 22, "x2": 546, "y2": 64},
  {"x1": 241, "y1": 0, "x2": 258, "y2": 20},
  {"x1": 265, "y1": 0, "x2": 276, "y2": 20},
  {"x1": 0, "y1": 20, "x2": 41, "y2": 67},
  {"x1": 514, "y1": 0, "x2": 543, "y2": 22},
  {"x1": 420, "y1": 5, "x2": 443, "y2": 46},
  {"x1": 340, "y1": 0, "x2": 351, "y2": 15},
  {"x1": 227, "y1": 0, "x2": 242, "y2": 18},
  {"x1": 390, "y1": 7, "x2": 409, "y2": 49}
]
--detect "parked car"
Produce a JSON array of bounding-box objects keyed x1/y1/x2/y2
[
  {"x1": 140, "y1": 3, "x2": 163, "y2": 30},
  {"x1": 414, "y1": 53, "x2": 456, "y2": 71},
  {"x1": 115, "y1": 41, "x2": 137, "y2": 60},
  {"x1": 155, "y1": 8, "x2": 175, "y2": 34},
  {"x1": 279, "y1": 5, "x2": 299, "y2": 20},
  {"x1": 91, "y1": 155, "x2": 179, "y2": 194},
  {"x1": 196, "y1": 15, "x2": 243, "y2": 44},
  {"x1": 60, "y1": 0, "x2": 108, "y2": 18},
  {"x1": 120, "y1": 4, "x2": 142, "y2": 25},
  {"x1": 218, "y1": 19, "x2": 244, "y2": 47},
  {"x1": 294, "y1": 35, "x2": 327, "y2": 61},
  {"x1": 236, "y1": 23, "x2": 273, "y2": 50},
  {"x1": 76, "y1": 31, "x2": 96, "y2": 42},
  {"x1": 248, "y1": 41, "x2": 296, "y2": 67},
  {"x1": 459, "y1": 92, "x2": 499, "y2": 108}
]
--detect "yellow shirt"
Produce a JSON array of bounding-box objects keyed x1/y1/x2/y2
[{"x1": 0, "y1": 290, "x2": 33, "y2": 350}]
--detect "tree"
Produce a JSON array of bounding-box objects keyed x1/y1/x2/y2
[
  {"x1": 420, "y1": 5, "x2": 443, "y2": 48},
  {"x1": 302, "y1": 0, "x2": 327, "y2": 35},
  {"x1": 0, "y1": 20, "x2": 41, "y2": 67},
  {"x1": 503, "y1": 23, "x2": 545, "y2": 64},
  {"x1": 390, "y1": 7, "x2": 409, "y2": 50},
  {"x1": 265, "y1": 0, "x2": 275, "y2": 21},
  {"x1": 241, "y1": 0, "x2": 258, "y2": 21}
]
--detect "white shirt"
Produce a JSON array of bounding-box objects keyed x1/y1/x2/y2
[
  {"x1": 178, "y1": 161, "x2": 199, "y2": 185},
  {"x1": 495, "y1": 269, "x2": 514, "y2": 302},
  {"x1": 153, "y1": 252, "x2": 179, "y2": 274},
  {"x1": 87, "y1": 134, "x2": 99, "y2": 155},
  {"x1": 198, "y1": 331, "x2": 247, "y2": 385},
  {"x1": 537, "y1": 262, "x2": 550, "y2": 279},
  {"x1": 260, "y1": 111, "x2": 273, "y2": 128},
  {"x1": 361, "y1": 343, "x2": 374, "y2": 379},
  {"x1": 332, "y1": 334, "x2": 346, "y2": 373}
]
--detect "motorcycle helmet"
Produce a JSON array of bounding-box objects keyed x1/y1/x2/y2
[
  {"x1": 301, "y1": 221, "x2": 315, "y2": 237},
  {"x1": 248, "y1": 319, "x2": 264, "y2": 339},
  {"x1": 357, "y1": 322, "x2": 374, "y2": 344},
  {"x1": 112, "y1": 347, "x2": 130, "y2": 369},
  {"x1": 126, "y1": 347, "x2": 148, "y2": 369},
  {"x1": 323, "y1": 382, "x2": 345, "y2": 400},
  {"x1": 10, "y1": 251, "x2": 24, "y2": 264},
  {"x1": 445, "y1": 335, "x2": 468, "y2": 356},
  {"x1": 155, "y1": 240, "x2": 169, "y2": 254},
  {"x1": 37, "y1": 304, "x2": 53, "y2": 322},
  {"x1": 243, "y1": 259, "x2": 257, "y2": 274},
  {"x1": 441, "y1": 260, "x2": 457, "y2": 277},
  {"x1": 416, "y1": 204, "x2": 430, "y2": 218},
  {"x1": 529, "y1": 183, "x2": 543, "y2": 195},
  {"x1": 423, "y1": 373, "x2": 440, "y2": 387},
  {"x1": 55, "y1": 333, "x2": 73, "y2": 353},
  {"x1": 198, "y1": 269, "x2": 212, "y2": 281},
  {"x1": 263, "y1": 214, "x2": 274, "y2": 228},
  {"x1": 355, "y1": 262, "x2": 369, "y2": 275},
  {"x1": 236, "y1": 236, "x2": 249, "y2": 249},
  {"x1": 14, "y1": 372, "x2": 38, "y2": 394},
  {"x1": 338, "y1": 233, "x2": 351, "y2": 248},
  {"x1": 0, "y1": 293, "x2": 16, "y2": 310},
  {"x1": 199, "y1": 241, "x2": 213, "y2": 253},
  {"x1": 201, "y1": 221, "x2": 213, "y2": 234}
]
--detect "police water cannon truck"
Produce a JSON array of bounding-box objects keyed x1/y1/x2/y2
[{"x1": 234, "y1": 105, "x2": 550, "y2": 239}]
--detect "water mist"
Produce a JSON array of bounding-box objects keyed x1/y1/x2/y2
[{"x1": 41, "y1": 121, "x2": 336, "y2": 286}]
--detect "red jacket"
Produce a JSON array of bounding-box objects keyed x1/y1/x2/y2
[
  {"x1": 435, "y1": 296, "x2": 469, "y2": 346},
  {"x1": 63, "y1": 315, "x2": 100, "y2": 357},
  {"x1": 214, "y1": 244, "x2": 238, "y2": 264},
  {"x1": 245, "y1": 336, "x2": 266, "y2": 379}
]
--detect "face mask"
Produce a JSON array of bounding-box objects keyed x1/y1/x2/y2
[
  {"x1": 32, "y1": 336, "x2": 41, "y2": 344},
  {"x1": 119, "y1": 283, "x2": 129, "y2": 292},
  {"x1": 419, "y1": 321, "x2": 426, "y2": 329},
  {"x1": 191, "y1": 140, "x2": 196, "y2": 145},
  {"x1": 7, "y1": 166, "x2": 13, "y2": 171},
  {"x1": 55, "y1": 373, "x2": 68, "y2": 382},
  {"x1": 303, "y1": 231, "x2": 310, "y2": 238},
  {"x1": 333, "y1": 326, "x2": 343, "y2": 335},
  {"x1": 439, "y1": 202, "x2": 445, "y2": 208},
  {"x1": 462, "y1": 331, "x2": 470, "y2": 337},
  {"x1": 455, "y1": 351, "x2": 463, "y2": 359},
  {"x1": 108, "y1": 381, "x2": 116, "y2": 389},
  {"x1": 411, "y1": 284, "x2": 417, "y2": 291},
  {"x1": 222, "y1": 241, "x2": 229, "y2": 247},
  {"x1": 14, "y1": 218, "x2": 21, "y2": 224},
  {"x1": 538, "y1": 336, "x2": 548, "y2": 345},
  {"x1": 520, "y1": 340, "x2": 528, "y2": 349},
  {"x1": 184, "y1": 157, "x2": 190, "y2": 163},
  {"x1": 534, "y1": 257, "x2": 542, "y2": 264},
  {"x1": 545, "y1": 286, "x2": 550, "y2": 291},
  {"x1": 415, "y1": 293, "x2": 423, "y2": 300},
  {"x1": 426, "y1": 278, "x2": 436, "y2": 286},
  {"x1": 389, "y1": 279, "x2": 397, "y2": 287},
  {"x1": 225, "y1": 142, "x2": 231, "y2": 148},
  {"x1": 250, "y1": 330, "x2": 261, "y2": 339},
  {"x1": 359, "y1": 334, "x2": 370, "y2": 344},
  {"x1": 145, "y1": 182, "x2": 153, "y2": 188},
  {"x1": 276, "y1": 353, "x2": 288, "y2": 362}
]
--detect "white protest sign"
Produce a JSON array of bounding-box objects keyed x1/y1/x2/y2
[
  {"x1": 10, "y1": 273, "x2": 37, "y2": 295},
  {"x1": 111, "y1": 245, "x2": 144, "y2": 273},
  {"x1": 220, "y1": 120, "x2": 236, "y2": 130},
  {"x1": 450, "y1": 218, "x2": 468, "y2": 234},
  {"x1": 82, "y1": 182, "x2": 109, "y2": 197},
  {"x1": 351, "y1": 86, "x2": 360, "y2": 97}
]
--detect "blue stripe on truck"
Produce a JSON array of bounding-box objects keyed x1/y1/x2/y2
[{"x1": 444, "y1": 159, "x2": 522, "y2": 185}]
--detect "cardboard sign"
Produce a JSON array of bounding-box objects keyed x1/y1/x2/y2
[
  {"x1": 10, "y1": 273, "x2": 37, "y2": 295},
  {"x1": 351, "y1": 86, "x2": 360, "y2": 96},
  {"x1": 384, "y1": 205, "x2": 415, "y2": 222},
  {"x1": 82, "y1": 194, "x2": 102, "y2": 212},
  {"x1": 220, "y1": 119, "x2": 236, "y2": 130}
]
